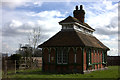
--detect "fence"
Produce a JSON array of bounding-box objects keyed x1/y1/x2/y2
[
  {"x1": 2, "y1": 57, "x2": 42, "y2": 78},
  {"x1": 107, "y1": 56, "x2": 120, "y2": 66}
]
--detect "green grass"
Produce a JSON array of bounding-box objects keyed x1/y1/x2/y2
[{"x1": 4, "y1": 66, "x2": 119, "y2": 79}]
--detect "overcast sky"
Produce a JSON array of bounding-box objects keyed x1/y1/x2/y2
[{"x1": 0, "y1": 0, "x2": 119, "y2": 56}]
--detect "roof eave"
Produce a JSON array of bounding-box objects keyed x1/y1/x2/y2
[
  {"x1": 75, "y1": 22, "x2": 95, "y2": 32},
  {"x1": 59, "y1": 22, "x2": 75, "y2": 25},
  {"x1": 59, "y1": 22, "x2": 95, "y2": 32}
]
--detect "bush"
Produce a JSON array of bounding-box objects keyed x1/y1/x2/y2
[{"x1": 10, "y1": 54, "x2": 22, "y2": 69}]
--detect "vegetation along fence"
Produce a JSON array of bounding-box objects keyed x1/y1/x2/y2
[{"x1": 2, "y1": 57, "x2": 42, "y2": 77}]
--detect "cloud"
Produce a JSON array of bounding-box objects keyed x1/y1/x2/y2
[
  {"x1": 2, "y1": 9, "x2": 64, "y2": 54},
  {"x1": 108, "y1": 48, "x2": 118, "y2": 56},
  {"x1": 95, "y1": 27, "x2": 118, "y2": 35},
  {"x1": 9, "y1": 20, "x2": 23, "y2": 29},
  {"x1": 2, "y1": 42, "x2": 14, "y2": 53},
  {"x1": 2, "y1": 10, "x2": 64, "y2": 36},
  {"x1": 1, "y1": 0, "x2": 44, "y2": 10},
  {"x1": 1, "y1": 1, "x2": 118, "y2": 56},
  {"x1": 94, "y1": 34, "x2": 110, "y2": 40},
  {"x1": 85, "y1": 1, "x2": 118, "y2": 56},
  {"x1": 1, "y1": 0, "x2": 31, "y2": 9},
  {"x1": 2, "y1": 2, "x2": 27, "y2": 9},
  {"x1": 86, "y1": 1, "x2": 118, "y2": 28}
]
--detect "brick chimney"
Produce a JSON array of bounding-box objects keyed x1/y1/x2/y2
[{"x1": 73, "y1": 5, "x2": 85, "y2": 23}]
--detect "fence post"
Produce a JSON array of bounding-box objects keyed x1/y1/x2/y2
[{"x1": 4, "y1": 60, "x2": 7, "y2": 78}]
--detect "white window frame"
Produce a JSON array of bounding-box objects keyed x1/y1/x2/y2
[
  {"x1": 89, "y1": 53, "x2": 91, "y2": 64},
  {"x1": 57, "y1": 50, "x2": 62, "y2": 64},
  {"x1": 57, "y1": 48, "x2": 68, "y2": 64}
]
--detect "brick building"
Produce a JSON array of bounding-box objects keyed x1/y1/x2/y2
[{"x1": 38, "y1": 5, "x2": 109, "y2": 73}]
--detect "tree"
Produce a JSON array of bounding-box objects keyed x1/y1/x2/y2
[
  {"x1": 28, "y1": 27, "x2": 41, "y2": 56},
  {"x1": 10, "y1": 54, "x2": 22, "y2": 69},
  {"x1": 10, "y1": 54, "x2": 22, "y2": 61}
]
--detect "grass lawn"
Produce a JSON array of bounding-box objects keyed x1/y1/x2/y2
[{"x1": 3, "y1": 66, "x2": 119, "y2": 79}]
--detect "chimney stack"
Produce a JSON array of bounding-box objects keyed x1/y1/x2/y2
[{"x1": 73, "y1": 5, "x2": 85, "y2": 23}]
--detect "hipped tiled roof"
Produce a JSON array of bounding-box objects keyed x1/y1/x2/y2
[
  {"x1": 38, "y1": 30, "x2": 109, "y2": 50},
  {"x1": 59, "y1": 16, "x2": 95, "y2": 31}
]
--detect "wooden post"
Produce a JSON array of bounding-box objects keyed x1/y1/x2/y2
[{"x1": 4, "y1": 60, "x2": 7, "y2": 77}]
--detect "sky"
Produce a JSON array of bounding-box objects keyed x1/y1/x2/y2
[{"x1": 0, "y1": 0, "x2": 119, "y2": 56}]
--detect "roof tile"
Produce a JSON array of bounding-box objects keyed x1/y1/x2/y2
[{"x1": 38, "y1": 30, "x2": 109, "y2": 50}]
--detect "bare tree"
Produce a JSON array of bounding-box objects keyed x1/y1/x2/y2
[{"x1": 28, "y1": 27, "x2": 41, "y2": 57}]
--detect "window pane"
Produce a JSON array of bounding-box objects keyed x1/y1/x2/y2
[
  {"x1": 63, "y1": 48, "x2": 68, "y2": 64},
  {"x1": 57, "y1": 48, "x2": 62, "y2": 64}
]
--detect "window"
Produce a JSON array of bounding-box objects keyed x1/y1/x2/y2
[
  {"x1": 74, "y1": 25, "x2": 79, "y2": 31},
  {"x1": 63, "y1": 48, "x2": 68, "y2": 64},
  {"x1": 80, "y1": 27, "x2": 83, "y2": 31},
  {"x1": 87, "y1": 49, "x2": 91, "y2": 65},
  {"x1": 57, "y1": 48, "x2": 62, "y2": 64},
  {"x1": 89, "y1": 53, "x2": 91, "y2": 64},
  {"x1": 57, "y1": 48, "x2": 68, "y2": 64},
  {"x1": 62, "y1": 25, "x2": 66, "y2": 29}
]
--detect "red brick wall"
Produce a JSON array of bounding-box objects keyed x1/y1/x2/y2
[
  {"x1": 62, "y1": 66, "x2": 67, "y2": 72},
  {"x1": 84, "y1": 49, "x2": 86, "y2": 70},
  {"x1": 43, "y1": 48, "x2": 49, "y2": 63},
  {"x1": 56, "y1": 66, "x2": 61, "y2": 73},
  {"x1": 95, "y1": 64, "x2": 97, "y2": 69},
  {"x1": 43, "y1": 47, "x2": 106, "y2": 73},
  {"x1": 43, "y1": 48, "x2": 49, "y2": 71},
  {"x1": 76, "y1": 66, "x2": 82, "y2": 72},
  {"x1": 69, "y1": 48, "x2": 74, "y2": 64},
  {"x1": 44, "y1": 64, "x2": 48, "y2": 71},
  {"x1": 76, "y1": 48, "x2": 82, "y2": 64},
  {"x1": 50, "y1": 65, "x2": 55, "y2": 72},
  {"x1": 69, "y1": 65, "x2": 74, "y2": 72},
  {"x1": 91, "y1": 50, "x2": 93, "y2": 64}
]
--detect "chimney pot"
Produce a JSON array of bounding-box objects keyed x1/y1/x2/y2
[
  {"x1": 76, "y1": 6, "x2": 78, "y2": 10},
  {"x1": 80, "y1": 5, "x2": 83, "y2": 10},
  {"x1": 73, "y1": 5, "x2": 85, "y2": 23}
]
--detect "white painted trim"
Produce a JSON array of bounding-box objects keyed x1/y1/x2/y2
[
  {"x1": 59, "y1": 22, "x2": 95, "y2": 31},
  {"x1": 75, "y1": 22, "x2": 95, "y2": 32}
]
